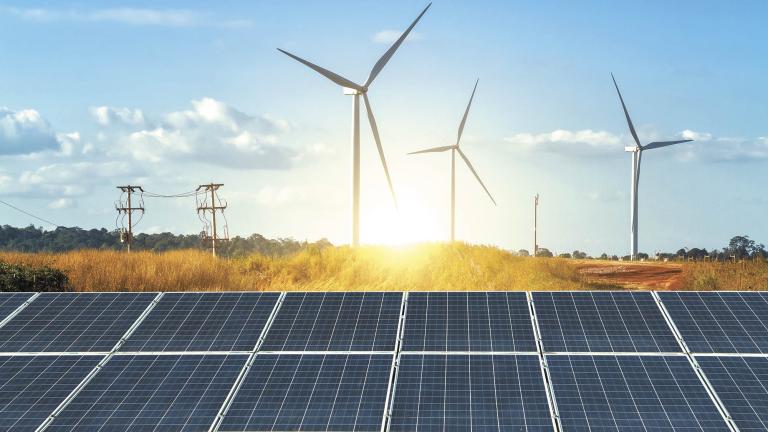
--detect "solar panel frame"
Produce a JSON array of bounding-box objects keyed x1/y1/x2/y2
[
  {"x1": 696, "y1": 355, "x2": 768, "y2": 432},
  {"x1": 0, "y1": 293, "x2": 34, "y2": 324},
  {"x1": 0, "y1": 355, "x2": 102, "y2": 432},
  {"x1": 218, "y1": 353, "x2": 392, "y2": 432},
  {"x1": 121, "y1": 292, "x2": 280, "y2": 352},
  {"x1": 401, "y1": 292, "x2": 537, "y2": 353},
  {"x1": 260, "y1": 292, "x2": 402, "y2": 352},
  {"x1": 533, "y1": 291, "x2": 682, "y2": 353},
  {"x1": 46, "y1": 353, "x2": 247, "y2": 432},
  {"x1": 388, "y1": 353, "x2": 553, "y2": 432},
  {"x1": 660, "y1": 291, "x2": 768, "y2": 354},
  {"x1": 547, "y1": 354, "x2": 730, "y2": 431},
  {"x1": 0, "y1": 293, "x2": 157, "y2": 353}
]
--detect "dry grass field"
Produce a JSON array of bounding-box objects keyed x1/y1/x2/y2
[{"x1": 1, "y1": 243, "x2": 766, "y2": 292}]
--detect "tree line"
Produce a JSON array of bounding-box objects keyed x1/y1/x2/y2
[
  {"x1": 518, "y1": 235, "x2": 767, "y2": 261},
  {"x1": 0, "y1": 225, "x2": 332, "y2": 257}
]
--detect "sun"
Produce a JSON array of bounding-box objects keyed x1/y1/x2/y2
[{"x1": 361, "y1": 198, "x2": 444, "y2": 246}]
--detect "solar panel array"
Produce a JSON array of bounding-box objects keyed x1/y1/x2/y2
[{"x1": 0, "y1": 290, "x2": 767, "y2": 431}]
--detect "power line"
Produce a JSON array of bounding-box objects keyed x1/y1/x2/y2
[{"x1": 0, "y1": 199, "x2": 61, "y2": 228}]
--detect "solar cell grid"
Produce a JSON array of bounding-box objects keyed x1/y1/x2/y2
[
  {"x1": 401, "y1": 292, "x2": 537, "y2": 352},
  {"x1": 389, "y1": 354, "x2": 552, "y2": 431},
  {"x1": 0, "y1": 293, "x2": 33, "y2": 323},
  {"x1": 697, "y1": 356, "x2": 768, "y2": 432},
  {"x1": 47, "y1": 354, "x2": 246, "y2": 432},
  {"x1": 219, "y1": 353, "x2": 391, "y2": 432},
  {"x1": 261, "y1": 292, "x2": 402, "y2": 352},
  {"x1": 547, "y1": 355, "x2": 728, "y2": 432},
  {"x1": 533, "y1": 291, "x2": 681, "y2": 353},
  {"x1": 660, "y1": 291, "x2": 768, "y2": 353},
  {"x1": 121, "y1": 292, "x2": 279, "y2": 352},
  {"x1": 0, "y1": 293, "x2": 156, "y2": 353},
  {"x1": 0, "y1": 355, "x2": 102, "y2": 432}
]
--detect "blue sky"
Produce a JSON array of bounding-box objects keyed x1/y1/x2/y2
[{"x1": 0, "y1": 0, "x2": 766, "y2": 255}]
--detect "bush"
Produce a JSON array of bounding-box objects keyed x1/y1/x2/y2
[{"x1": 0, "y1": 261, "x2": 70, "y2": 292}]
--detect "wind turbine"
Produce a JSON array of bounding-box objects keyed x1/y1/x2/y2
[
  {"x1": 278, "y1": 4, "x2": 431, "y2": 247},
  {"x1": 408, "y1": 79, "x2": 496, "y2": 242},
  {"x1": 611, "y1": 73, "x2": 692, "y2": 260}
]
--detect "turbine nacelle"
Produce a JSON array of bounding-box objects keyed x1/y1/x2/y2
[{"x1": 625, "y1": 146, "x2": 639, "y2": 153}]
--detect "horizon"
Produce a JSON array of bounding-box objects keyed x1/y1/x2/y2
[{"x1": 1, "y1": 0, "x2": 767, "y2": 256}]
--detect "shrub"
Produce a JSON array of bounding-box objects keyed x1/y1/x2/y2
[{"x1": 0, "y1": 261, "x2": 70, "y2": 292}]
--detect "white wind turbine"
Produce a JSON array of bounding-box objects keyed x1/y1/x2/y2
[
  {"x1": 278, "y1": 3, "x2": 431, "y2": 247},
  {"x1": 408, "y1": 79, "x2": 496, "y2": 242},
  {"x1": 611, "y1": 73, "x2": 692, "y2": 260}
]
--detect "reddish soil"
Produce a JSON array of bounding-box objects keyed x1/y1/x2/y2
[{"x1": 577, "y1": 261, "x2": 684, "y2": 290}]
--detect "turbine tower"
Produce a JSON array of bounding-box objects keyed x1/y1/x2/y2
[
  {"x1": 408, "y1": 79, "x2": 496, "y2": 242},
  {"x1": 278, "y1": 3, "x2": 431, "y2": 247},
  {"x1": 611, "y1": 73, "x2": 692, "y2": 260}
]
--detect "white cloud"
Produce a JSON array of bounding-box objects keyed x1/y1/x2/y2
[
  {"x1": 372, "y1": 30, "x2": 422, "y2": 44},
  {"x1": 98, "y1": 98, "x2": 295, "y2": 169},
  {"x1": 505, "y1": 129, "x2": 623, "y2": 156},
  {"x1": 674, "y1": 130, "x2": 768, "y2": 163},
  {"x1": 680, "y1": 129, "x2": 712, "y2": 141},
  {"x1": 48, "y1": 198, "x2": 75, "y2": 210},
  {"x1": 91, "y1": 106, "x2": 146, "y2": 127},
  {"x1": 255, "y1": 186, "x2": 308, "y2": 206},
  {"x1": 0, "y1": 107, "x2": 60, "y2": 155},
  {"x1": 3, "y1": 7, "x2": 251, "y2": 28},
  {"x1": 17, "y1": 161, "x2": 138, "y2": 198}
]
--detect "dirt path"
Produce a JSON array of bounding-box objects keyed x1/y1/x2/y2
[{"x1": 577, "y1": 261, "x2": 684, "y2": 290}]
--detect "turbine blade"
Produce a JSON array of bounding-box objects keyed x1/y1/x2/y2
[
  {"x1": 277, "y1": 48, "x2": 362, "y2": 91},
  {"x1": 611, "y1": 73, "x2": 641, "y2": 148},
  {"x1": 407, "y1": 145, "x2": 455, "y2": 155},
  {"x1": 457, "y1": 148, "x2": 496, "y2": 205},
  {"x1": 364, "y1": 3, "x2": 431, "y2": 87},
  {"x1": 457, "y1": 79, "x2": 479, "y2": 147},
  {"x1": 636, "y1": 150, "x2": 642, "y2": 187},
  {"x1": 642, "y1": 139, "x2": 692, "y2": 151},
  {"x1": 362, "y1": 93, "x2": 398, "y2": 209}
]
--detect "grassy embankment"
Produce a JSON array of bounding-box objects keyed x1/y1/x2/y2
[
  {"x1": 0, "y1": 243, "x2": 765, "y2": 292},
  {"x1": 0, "y1": 243, "x2": 589, "y2": 292}
]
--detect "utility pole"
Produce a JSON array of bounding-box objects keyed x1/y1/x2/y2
[
  {"x1": 115, "y1": 185, "x2": 144, "y2": 253},
  {"x1": 196, "y1": 183, "x2": 227, "y2": 257},
  {"x1": 534, "y1": 193, "x2": 539, "y2": 257}
]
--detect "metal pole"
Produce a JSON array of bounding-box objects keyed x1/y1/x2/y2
[
  {"x1": 126, "y1": 189, "x2": 132, "y2": 253},
  {"x1": 351, "y1": 93, "x2": 361, "y2": 247},
  {"x1": 534, "y1": 193, "x2": 539, "y2": 257},
  {"x1": 630, "y1": 152, "x2": 638, "y2": 260},
  {"x1": 211, "y1": 185, "x2": 217, "y2": 258},
  {"x1": 450, "y1": 148, "x2": 456, "y2": 242}
]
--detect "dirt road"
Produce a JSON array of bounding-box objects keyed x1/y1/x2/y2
[{"x1": 577, "y1": 261, "x2": 684, "y2": 290}]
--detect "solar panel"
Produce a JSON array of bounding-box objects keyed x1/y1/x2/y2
[
  {"x1": 388, "y1": 354, "x2": 552, "y2": 431},
  {"x1": 47, "y1": 354, "x2": 246, "y2": 432},
  {"x1": 0, "y1": 293, "x2": 156, "y2": 353},
  {"x1": 548, "y1": 355, "x2": 728, "y2": 431},
  {"x1": 0, "y1": 293, "x2": 33, "y2": 322},
  {"x1": 533, "y1": 291, "x2": 681, "y2": 352},
  {"x1": 121, "y1": 292, "x2": 279, "y2": 352},
  {"x1": 696, "y1": 356, "x2": 768, "y2": 431},
  {"x1": 261, "y1": 293, "x2": 402, "y2": 352},
  {"x1": 219, "y1": 353, "x2": 391, "y2": 432},
  {"x1": 0, "y1": 355, "x2": 101, "y2": 431},
  {"x1": 660, "y1": 292, "x2": 768, "y2": 353},
  {"x1": 402, "y1": 292, "x2": 536, "y2": 352}
]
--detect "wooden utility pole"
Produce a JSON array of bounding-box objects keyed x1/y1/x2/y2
[
  {"x1": 196, "y1": 183, "x2": 227, "y2": 257},
  {"x1": 115, "y1": 185, "x2": 144, "y2": 253},
  {"x1": 534, "y1": 193, "x2": 539, "y2": 257}
]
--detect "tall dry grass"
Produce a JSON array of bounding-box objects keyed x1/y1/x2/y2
[
  {"x1": 681, "y1": 260, "x2": 768, "y2": 291},
  {"x1": 0, "y1": 243, "x2": 594, "y2": 292}
]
